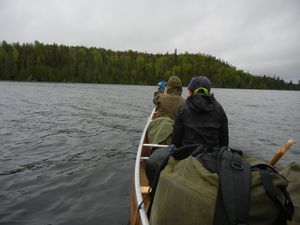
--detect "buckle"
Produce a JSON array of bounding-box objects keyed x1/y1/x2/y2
[{"x1": 231, "y1": 162, "x2": 243, "y2": 170}]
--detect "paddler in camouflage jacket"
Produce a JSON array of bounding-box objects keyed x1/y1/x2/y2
[{"x1": 153, "y1": 75, "x2": 185, "y2": 121}]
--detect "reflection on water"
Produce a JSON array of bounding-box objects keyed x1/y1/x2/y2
[{"x1": 0, "y1": 82, "x2": 299, "y2": 225}]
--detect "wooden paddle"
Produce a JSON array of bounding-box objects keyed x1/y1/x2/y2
[{"x1": 269, "y1": 138, "x2": 294, "y2": 166}]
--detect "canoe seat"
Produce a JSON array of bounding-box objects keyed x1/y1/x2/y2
[{"x1": 141, "y1": 186, "x2": 150, "y2": 194}]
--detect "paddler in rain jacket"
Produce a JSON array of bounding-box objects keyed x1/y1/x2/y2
[
  {"x1": 147, "y1": 75, "x2": 185, "y2": 146},
  {"x1": 153, "y1": 75, "x2": 185, "y2": 121},
  {"x1": 146, "y1": 75, "x2": 185, "y2": 182},
  {"x1": 172, "y1": 76, "x2": 228, "y2": 148}
]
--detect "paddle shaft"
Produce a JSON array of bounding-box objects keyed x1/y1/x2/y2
[{"x1": 269, "y1": 139, "x2": 294, "y2": 166}]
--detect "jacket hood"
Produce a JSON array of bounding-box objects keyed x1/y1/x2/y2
[
  {"x1": 167, "y1": 75, "x2": 183, "y2": 95},
  {"x1": 167, "y1": 75, "x2": 182, "y2": 89},
  {"x1": 186, "y1": 94, "x2": 215, "y2": 112}
]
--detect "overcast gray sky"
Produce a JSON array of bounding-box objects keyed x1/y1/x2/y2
[{"x1": 0, "y1": 0, "x2": 299, "y2": 82}]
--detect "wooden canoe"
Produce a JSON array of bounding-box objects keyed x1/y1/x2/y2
[{"x1": 130, "y1": 109, "x2": 169, "y2": 225}]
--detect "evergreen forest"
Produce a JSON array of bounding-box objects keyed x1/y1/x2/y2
[{"x1": 0, "y1": 41, "x2": 299, "y2": 90}]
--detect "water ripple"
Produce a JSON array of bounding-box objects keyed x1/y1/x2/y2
[{"x1": 0, "y1": 82, "x2": 299, "y2": 225}]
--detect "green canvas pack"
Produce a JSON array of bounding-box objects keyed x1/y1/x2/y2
[
  {"x1": 147, "y1": 117, "x2": 174, "y2": 145},
  {"x1": 280, "y1": 162, "x2": 300, "y2": 225},
  {"x1": 149, "y1": 146, "x2": 294, "y2": 225}
]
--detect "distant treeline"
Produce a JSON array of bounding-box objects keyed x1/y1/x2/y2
[{"x1": 0, "y1": 40, "x2": 299, "y2": 90}]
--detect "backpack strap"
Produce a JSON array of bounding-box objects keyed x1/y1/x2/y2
[
  {"x1": 213, "y1": 147, "x2": 251, "y2": 225},
  {"x1": 253, "y1": 164, "x2": 294, "y2": 225}
]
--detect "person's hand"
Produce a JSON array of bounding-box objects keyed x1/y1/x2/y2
[
  {"x1": 158, "y1": 81, "x2": 167, "y2": 92},
  {"x1": 169, "y1": 144, "x2": 176, "y2": 153}
]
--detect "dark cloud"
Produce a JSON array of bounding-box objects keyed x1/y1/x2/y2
[{"x1": 0, "y1": 0, "x2": 299, "y2": 82}]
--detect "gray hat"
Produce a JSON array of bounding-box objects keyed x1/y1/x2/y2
[{"x1": 188, "y1": 76, "x2": 211, "y2": 94}]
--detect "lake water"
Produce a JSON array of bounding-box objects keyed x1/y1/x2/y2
[{"x1": 0, "y1": 81, "x2": 299, "y2": 225}]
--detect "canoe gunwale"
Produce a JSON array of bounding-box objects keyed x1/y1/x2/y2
[
  {"x1": 133, "y1": 108, "x2": 156, "y2": 225},
  {"x1": 132, "y1": 109, "x2": 170, "y2": 225}
]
